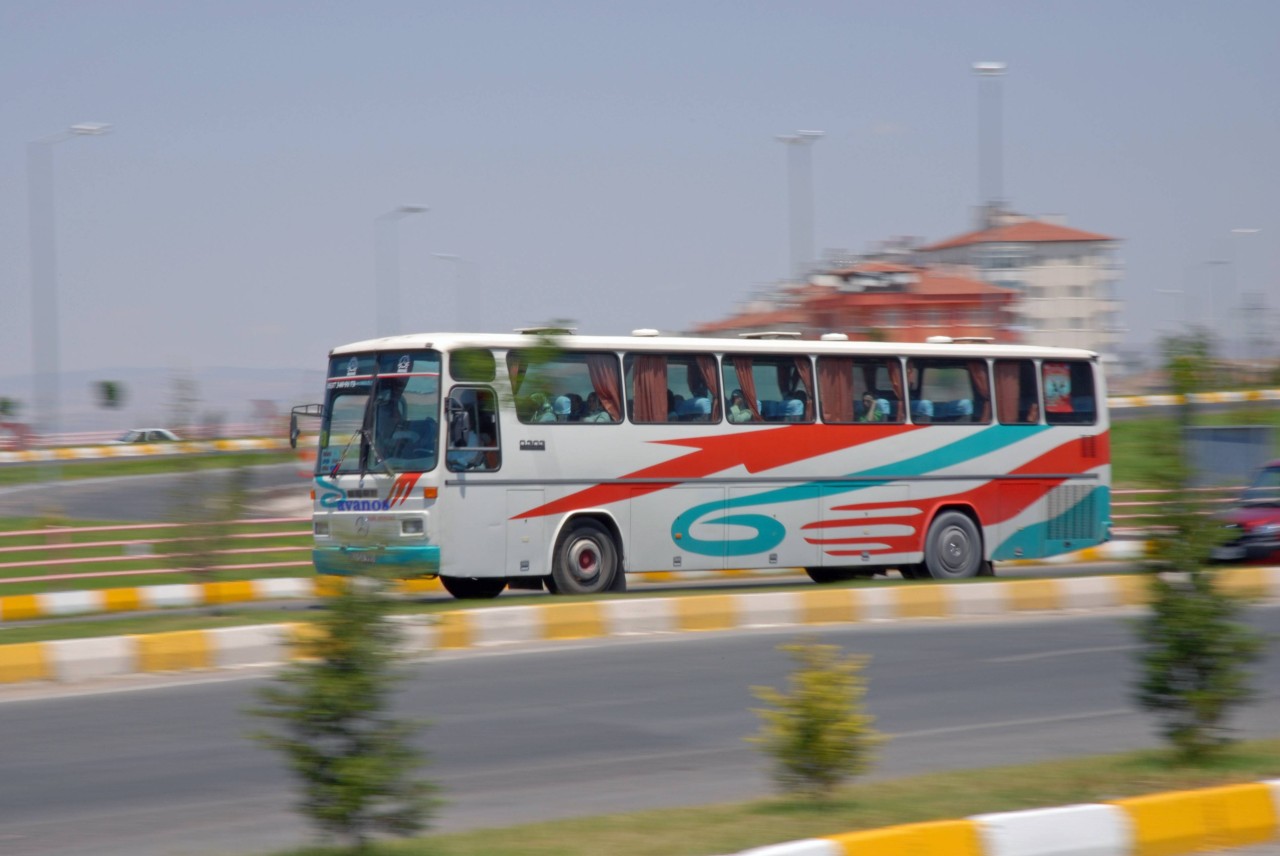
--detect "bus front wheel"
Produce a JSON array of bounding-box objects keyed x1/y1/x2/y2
[
  {"x1": 440, "y1": 575, "x2": 507, "y2": 599},
  {"x1": 922, "y1": 512, "x2": 983, "y2": 580},
  {"x1": 552, "y1": 520, "x2": 621, "y2": 595}
]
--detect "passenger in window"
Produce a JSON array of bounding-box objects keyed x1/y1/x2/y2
[
  {"x1": 583, "y1": 392, "x2": 612, "y2": 422},
  {"x1": 784, "y1": 389, "x2": 808, "y2": 422},
  {"x1": 859, "y1": 392, "x2": 884, "y2": 423},
  {"x1": 553, "y1": 395, "x2": 572, "y2": 422},
  {"x1": 566, "y1": 393, "x2": 584, "y2": 421},
  {"x1": 529, "y1": 393, "x2": 555, "y2": 423},
  {"x1": 677, "y1": 376, "x2": 712, "y2": 420},
  {"x1": 728, "y1": 389, "x2": 754, "y2": 423},
  {"x1": 446, "y1": 398, "x2": 484, "y2": 470}
]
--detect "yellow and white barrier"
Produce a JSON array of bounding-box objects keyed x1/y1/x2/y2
[
  {"x1": 2, "y1": 567, "x2": 1277, "y2": 686},
  {"x1": 730, "y1": 779, "x2": 1280, "y2": 856}
]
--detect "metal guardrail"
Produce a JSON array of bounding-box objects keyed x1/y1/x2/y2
[
  {"x1": 0, "y1": 436, "x2": 290, "y2": 465},
  {"x1": 0, "y1": 517, "x2": 311, "y2": 591}
]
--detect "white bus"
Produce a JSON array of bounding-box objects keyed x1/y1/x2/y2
[{"x1": 292, "y1": 330, "x2": 1110, "y2": 598}]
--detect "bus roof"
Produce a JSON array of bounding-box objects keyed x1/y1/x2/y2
[{"x1": 329, "y1": 332, "x2": 1099, "y2": 362}]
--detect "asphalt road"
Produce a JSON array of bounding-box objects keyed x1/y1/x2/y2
[
  {"x1": 1, "y1": 607, "x2": 1277, "y2": 856},
  {"x1": 0, "y1": 463, "x2": 307, "y2": 522}
]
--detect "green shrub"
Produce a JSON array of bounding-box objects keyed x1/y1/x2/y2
[
  {"x1": 748, "y1": 640, "x2": 885, "y2": 798},
  {"x1": 250, "y1": 577, "x2": 437, "y2": 851}
]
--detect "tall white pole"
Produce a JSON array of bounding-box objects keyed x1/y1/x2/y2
[
  {"x1": 973, "y1": 62, "x2": 1007, "y2": 225},
  {"x1": 776, "y1": 130, "x2": 823, "y2": 282},
  {"x1": 28, "y1": 123, "x2": 111, "y2": 457},
  {"x1": 375, "y1": 205, "x2": 428, "y2": 337}
]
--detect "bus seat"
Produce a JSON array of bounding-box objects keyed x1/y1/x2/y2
[{"x1": 910, "y1": 400, "x2": 933, "y2": 422}]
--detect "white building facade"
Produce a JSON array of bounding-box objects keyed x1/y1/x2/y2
[{"x1": 916, "y1": 213, "x2": 1123, "y2": 357}]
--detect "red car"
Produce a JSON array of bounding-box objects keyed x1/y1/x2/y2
[{"x1": 1211, "y1": 459, "x2": 1280, "y2": 563}]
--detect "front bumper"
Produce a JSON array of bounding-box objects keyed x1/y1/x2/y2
[{"x1": 313, "y1": 544, "x2": 441, "y2": 576}]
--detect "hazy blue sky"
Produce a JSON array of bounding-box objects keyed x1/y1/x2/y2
[{"x1": 3, "y1": 1, "x2": 1277, "y2": 384}]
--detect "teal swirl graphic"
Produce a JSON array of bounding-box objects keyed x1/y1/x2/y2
[
  {"x1": 672, "y1": 503, "x2": 787, "y2": 556},
  {"x1": 669, "y1": 424, "x2": 1051, "y2": 557}
]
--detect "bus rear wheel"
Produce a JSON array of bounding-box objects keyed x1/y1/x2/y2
[
  {"x1": 922, "y1": 511, "x2": 983, "y2": 580},
  {"x1": 440, "y1": 575, "x2": 507, "y2": 599},
  {"x1": 552, "y1": 519, "x2": 621, "y2": 595}
]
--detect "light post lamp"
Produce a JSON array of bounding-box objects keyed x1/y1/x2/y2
[
  {"x1": 776, "y1": 130, "x2": 823, "y2": 282},
  {"x1": 431, "y1": 253, "x2": 473, "y2": 331},
  {"x1": 375, "y1": 205, "x2": 428, "y2": 337},
  {"x1": 1230, "y1": 228, "x2": 1262, "y2": 363},
  {"x1": 28, "y1": 122, "x2": 111, "y2": 459},
  {"x1": 973, "y1": 61, "x2": 1007, "y2": 226}
]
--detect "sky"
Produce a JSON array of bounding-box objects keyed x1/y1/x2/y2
[{"x1": 2, "y1": 1, "x2": 1278, "y2": 401}]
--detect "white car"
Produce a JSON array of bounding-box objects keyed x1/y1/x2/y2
[{"x1": 110, "y1": 428, "x2": 182, "y2": 444}]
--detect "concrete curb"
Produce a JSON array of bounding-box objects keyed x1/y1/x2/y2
[
  {"x1": 0, "y1": 541, "x2": 1158, "y2": 624},
  {"x1": 728, "y1": 779, "x2": 1280, "y2": 856},
  {"x1": 2, "y1": 567, "x2": 1277, "y2": 686}
]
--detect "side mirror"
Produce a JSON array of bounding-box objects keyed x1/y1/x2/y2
[{"x1": 289, "y1": 403, "x2": 324, "y2": 450}]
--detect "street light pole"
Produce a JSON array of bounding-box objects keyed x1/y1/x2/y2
[
  {"x1": 1230, "y1": 228, "x2": 1262, "y2": 363},
  {"x1": 431, "y1": 253, "x2": 471, "y2": 331},
  {"x1": 973, "y1": 61, "x2": 1007, "y2": 226},
  {"x1": 28, "y1": 122, "x2": 111, "y2": 458},
  {"x1": 375, "y1": 205, "x2": 428, "y2": 337},
  {"x1": 776, "y1": 130, "x2": 823, "y2": 282}
]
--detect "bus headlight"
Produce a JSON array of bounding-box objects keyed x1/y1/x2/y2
[
  {"x1": 315, "y1": 521, "x2": 329, "y2": 536},
  {"x1": 401, "y1": 518, "x2": 424, "y2": 536}
]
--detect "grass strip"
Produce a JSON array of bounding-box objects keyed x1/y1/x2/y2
[
  {"x1": 260, "y1": 740, "x2": 1280, "y2": 856},
  {"x1": 0, "y1": 449, "x2": 298, "y2": 486}
]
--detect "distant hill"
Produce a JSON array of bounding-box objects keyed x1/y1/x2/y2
[{"x1": 0, "y1": 366, "x2": 324, "y2": 434}]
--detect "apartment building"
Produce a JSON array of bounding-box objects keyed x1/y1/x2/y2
[{"x1": 914, "y1": 212, "x2": 1122, "y2": 355}]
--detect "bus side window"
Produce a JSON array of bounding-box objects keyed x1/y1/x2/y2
[{"x1": 1043, "y1": 361, "x2": 1096, "y2": 425}]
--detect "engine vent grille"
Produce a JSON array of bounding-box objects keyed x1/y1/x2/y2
[{"x1": 1047, "y1": 484, "x2": 1096, "y2": 541}]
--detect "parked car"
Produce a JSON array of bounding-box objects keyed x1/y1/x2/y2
[
  {"x1": 109, "y1": 428, "x2": 182, "y2": 444},
  {"x1": 1210, "y1": 459, "x2": 1280, "y2": 563}
]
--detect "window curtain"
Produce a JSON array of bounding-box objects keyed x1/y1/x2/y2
[
  {"x1": 586, "y1": 354, "x2": 623, "y2": 420},
  {"x1": 793, "y1": 356, "x2": 815, "y2": 421},
  {"x1": 694, "y1": 355, "x2": 722, "y2": 421},
  {"x1": 994, "y1": 361, "x2": 1021, "y2": 424},
  {"x1": 507, "y1": 352, "x2": 527, "y2": 395},
  {"x1": 887, "y1": 360, "x2": 905, "y2": 421},
  {"x1": 632, "y1": 355, "x2": 668, "y2": 423},
  {"x1": 818, "y1": 357, "x2": 854, "y2": 423},
  {"x1": 732, "y1": 356, "x2": 764, "y2": 422},
  {"x1": 968, "y1": 360, "x2": 991, "y2": 422}
]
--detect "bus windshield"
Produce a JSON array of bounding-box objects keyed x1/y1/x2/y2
[{"x1": 317, "y1": 350, "x2": 442, "y2": 476}]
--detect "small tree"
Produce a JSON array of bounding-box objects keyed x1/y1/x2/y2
[
  {"x1": 161, "y1": 464, "x2": 250, "y2": 592},
  {"x1": 250, "y1": 576, "x2": 436, "y2": 850},
  {"x1": 94, "y1": 380, "x2": 126, "y2": 410},
  {"x1": 748, "y1": 639, "x2": 885, "y2": 798},
  {"x1": 1134, "y1": 569, "x2": 1263, "y2": 763},
  {"x1": 1133, "y1": 329, "x2": 1264, "y2": 763},
  {"x1": 0, "y1": 396, "x2": 19, "y2": 419}
]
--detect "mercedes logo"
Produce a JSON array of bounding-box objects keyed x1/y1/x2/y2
[{"x1": 355, "y1": 516, "x2": 369, "y2": 536}]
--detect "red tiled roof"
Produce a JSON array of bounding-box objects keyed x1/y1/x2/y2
[
  {"x1": 912, "y1": 270, "x2": 1014, "y2": 296},
  {"x1": 693, "y1": 308, "x2": 806, "y2": 333},
  {"x1": 828, "y1": 261, "x2": 917, "y2": 275},
  {"x1": 920, "y1": 220, "x2": 1114, "y2": 252}
]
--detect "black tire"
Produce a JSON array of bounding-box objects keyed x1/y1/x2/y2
[
  {"x1": 551, "y1": 519, "x2": 620, "y2": 595},
  {"x1": 921, "y1": 511, "x2": 984, "y2": 580},
  {"x1": 440, "y1": 575, "x2": 507, "y2": 599},
  {"x1": 805, "y1": 567, "x2": 856, "y2": 584}
]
